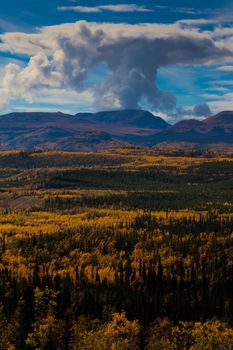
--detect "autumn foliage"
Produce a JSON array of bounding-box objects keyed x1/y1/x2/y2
[{"x1": 0, "y1": 149, "x2": 232, "y2": 349}]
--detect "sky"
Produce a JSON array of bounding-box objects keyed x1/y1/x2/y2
[{"x1": 1, "y1": 0, "x2": 233, "y2": 121}]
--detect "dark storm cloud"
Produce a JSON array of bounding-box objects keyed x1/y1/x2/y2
[
  {"x1": 194, "y1": 103, "x2": 212, "y2": 117},
  {"x1": 0, "y1": 21, "x2": 232, "y2": 113},
  {"x1": 52, "y1": 23, "x2": 231, "y2": 111}
]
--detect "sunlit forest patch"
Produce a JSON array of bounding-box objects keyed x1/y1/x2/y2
[{"x1": 0, "y1": 149, "x2": 233, "y2": 349}]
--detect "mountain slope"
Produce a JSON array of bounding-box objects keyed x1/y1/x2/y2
[
  {"x1": 142, "y1": 111, "x2": 233, "y2": 148},
  {"x1": 0, "y1": 110, "x2": 168, "y2": 151},
  {"x1": 0, "y1": 109, "x2": 232, "y2": 151},
  {"x1": 75, "y1": 109, "x2": 170, "y2": 136},
  {"x1": 170, "y1": 119, "x2": 207, "y2": 133},
  {"x1": 204, "y1": 111, "x2": 233, "y2": 130},
  {"x1": 76, "y1": 109, "x2": 169, "y2": 129}
]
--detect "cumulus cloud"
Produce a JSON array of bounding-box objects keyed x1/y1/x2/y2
[
  {"x1": 0, "y1": 52, "x2": 61, "y2": 110},
  {"x1": 193, "y1": 102, "x2": 212, "y2": 117},
  {"x1": 153, "y1": 102, "x2": 212, "y2": 123},
  {"x1": 0, "y1": 20, "x2": 232, "y2": 114},
  {"x1": 174, "y1": 103, "x2": 212, "y2": 120},
  {"x1": 58, "y1": 4, "x2": 151, "y2": 13}
]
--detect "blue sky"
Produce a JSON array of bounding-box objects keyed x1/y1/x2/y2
[
  {"x1": 0, "y1": 0, "x2": 230, "y2": 28},
  {"x1": 0, "y1": 0, "x2": 233, "y2": 120}
]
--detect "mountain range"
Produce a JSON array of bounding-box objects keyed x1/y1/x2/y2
[{"x1": 0, "y1": 109, "x2": 232, "y2": 151}]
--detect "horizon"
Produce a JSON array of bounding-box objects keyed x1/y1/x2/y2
[
  {"x1": 1, "y1": 1, "x2": 233, "y2": 122},
  {"x1": 0, "y1": 107, "x2": 231, "y2": 125}
]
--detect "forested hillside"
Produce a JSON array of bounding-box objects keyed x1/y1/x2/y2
[{"x1": 0, "y1": 149, "x2": 233, "y2": 349}]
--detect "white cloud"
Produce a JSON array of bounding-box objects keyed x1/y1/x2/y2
[
  {"x1": 209, "y1": 80, "x2": 233, "y2": 86},
  {"x1": 206, "y1": 92, "x2": 233, "y2": 112},
  {"x1": 58, "y1": 4, "x2": 152, "y2": 13},
  {"x1": 32, "y1": 88, "x2": 94, "y2": 106},
  {"x1": 58, "y1": 6, "x2": 101, "y2": 13},
  {"x1": 213, "y1": 27, "x2": 233, "y2": 38},
  {"x1": 209, "y1": 100, "x2": 233, "y2": 112},
  {"x1": 204, "y1": 86, "x2": 229, "y2": 92},
  {"x1": 217, "y1": 65, "x2": 233, "y2": 71},
  {"x1": 201, "y1": 93, "x2": 223, "y2": 100},
  {"x1": 153, "y1": 5, "x2": 168, "y2": 10},
  {"x1": 173, "y1": 7, "x2": 208, "y2": 15},
  {"x1": 177, "y1": 19, "x2": 216, "y2": 26},
  {"x1": 0, "y1": 20, "x2": 233, "y2": 113},
  {"x1": 152, "y1": 111, "x2": 173, "y2": 122},
  {"x1": 11, "y1": 88, "x2": 94, "y2": 114},
  {"x1": 0, "y1": 21, "x2": 215, "y2": 57}
]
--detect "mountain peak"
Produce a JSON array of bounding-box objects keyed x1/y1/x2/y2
[
  {"x1": 170, "y1": 119, "x2": 204, "y2": 132},
  {"x1": 205, "y1": 111, "x2": 233, "y2": 127},
  {"x1": 76, "y1": 109, "x2": 170, "y2": 130},
  {"x1": 0, "y1": 109, "x2": 231, "y2": 151}
]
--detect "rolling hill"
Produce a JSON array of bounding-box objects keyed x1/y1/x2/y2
[
  {"x1": 148, "y1": 111, "x2": 233, "y2": 150},
  {"x1": 0, "y1": 109, "x2": 232, "y2": 151}
]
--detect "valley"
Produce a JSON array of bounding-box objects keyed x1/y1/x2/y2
[{"x1": 0, "y1": 149, "x2": 233, "y2": 348}]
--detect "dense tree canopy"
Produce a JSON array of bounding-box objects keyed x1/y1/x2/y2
[{"x1": 0, "y1": 149, "x2": 232, "y2": 349}]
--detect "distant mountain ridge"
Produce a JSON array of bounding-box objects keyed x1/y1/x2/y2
[
  {"x1": 0, "y1": 109, "x2": 232, "y2": 151},
  {"x1": 75, "y1": 110, "x2": 169, "y2": 130}
]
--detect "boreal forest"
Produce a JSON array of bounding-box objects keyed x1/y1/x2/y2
[{"x1": 0, "y1": 149, "x2": 233, "y2": 349}]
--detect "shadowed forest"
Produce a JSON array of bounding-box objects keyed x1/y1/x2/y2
[{"x1": 0, "y1": 149, "x2": 233, "y2": 349}]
